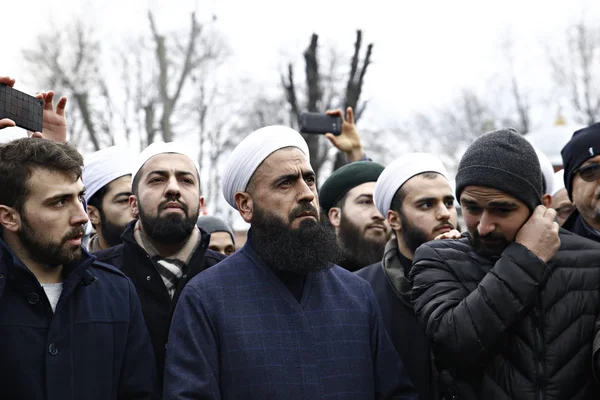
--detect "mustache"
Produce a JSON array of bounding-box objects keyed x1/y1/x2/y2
[
  {"x1": 158, "y1": 198, "x2": 188, "y2": 212},
  {"x1": 433, "y1": 222, "x2": 455, "y2": 233},
  {"x1": 288, "y1": 203, "x2": 319, "y2": 221},
  {"x1": 63, "y1": 226, "x2": 85, "y2": 242}
]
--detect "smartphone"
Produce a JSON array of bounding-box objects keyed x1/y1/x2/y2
[
  {"x1": 299, "y1": 112, "x2": 342, "y2": 135},
  {"x1": 0, "y1": 85, "x2": 44, "y2": 133}
]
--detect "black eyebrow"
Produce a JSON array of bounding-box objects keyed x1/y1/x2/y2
[
  {"x1": 274, "y1": 171, "x2": 315, "y2": 186},
  {"x1": 460, "y1": 199, "x2": 479, "y2": 206},
  {"x1": 415, "y1": 197, "x2": 437, "y2": 204},
  {"x1": 147, "y1": 170, "x2": 196, "y2": 179},
  {"x1": 443, "y1": 195, "x2": 456, "y2": 202},
  {"x1": 46, "y1": 189, "x2": 86, "y2": 204},
  {"x1": 111, "y1": 191, "x2": 132, "y2": 201}
]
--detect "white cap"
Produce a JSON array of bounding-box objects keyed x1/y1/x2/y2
[
  {"x1": 132, "y1": 141, "x2": 200, "y2": 182},
  {"x1": 83, "y1": 146, "x2": 135, "y2": 203}
]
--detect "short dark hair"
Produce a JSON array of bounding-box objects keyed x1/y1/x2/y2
[
  {"x1": 390, "y1": 172, "x2": 440, "y2": 214},
  {"x1": 0, "y1": 138, "x2": 83, "y2": 212}
]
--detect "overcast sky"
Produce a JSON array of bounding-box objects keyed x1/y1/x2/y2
[{"x1": 4, "y1": 0, "x2": 599, "y2": 127}]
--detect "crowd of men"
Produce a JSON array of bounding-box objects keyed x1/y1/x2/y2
[{"x1": 2, "y1": 74, "x2": 600, "y2": 400}]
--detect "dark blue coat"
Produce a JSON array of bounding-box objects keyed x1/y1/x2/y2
[
  {"x1": 163, "y1": 239, "x2": 417, "y2": 399},
  {"x1": 0, "y1": 238, "x2": 159, "y2": 400}
]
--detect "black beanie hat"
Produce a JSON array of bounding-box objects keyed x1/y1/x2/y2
[
  {"x1": 561, "y1": 122, "x2": 600, "y2": 200},
  {"x1": 455, "y1": 128, "x2": 543, "y2": 210},
  {"x1": 319, "y1": 161, "x2": 385, "y2": 212}
]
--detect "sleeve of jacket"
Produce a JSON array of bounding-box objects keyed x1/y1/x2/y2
[
  {"x1": 367, "y1": 283, "x2": 418, "y2": 400},
  {"x1": 593, "y1": 314, "x2": 600, "y2": 380},
  {"x1": 118, "y1": 279, "x2": 161, "y2": 399},
  {"x1": 410, "y1": 241, "x2": 550, "y2": 369},
  {"x1": 163, "y1": 284, "x2": 220, "y2": 400}
]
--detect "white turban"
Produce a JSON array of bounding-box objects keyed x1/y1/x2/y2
[
  {"x1": 132, "y1": 141, "x2": 200, "y2": 181},
  {"x1": 221, "y1": 125, "x2": 310, "y2": 209},
  {"x1": 552, "y1": 169, "x2": 565, "y2": 197},
  {"x1": 83, "y1": 146, "x2": 135, "y2": 203},
  {"x1": 374, "y1": 153, "x2": 448, "y2": 217},
  {"x1": 534, "y1": 148, "x2": 554, "y2": 195}
]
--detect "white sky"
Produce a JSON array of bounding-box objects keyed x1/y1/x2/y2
[
  {"x1": 3, "y1": 0, "x2": 599, "y2": 227},
  {"x1": 4, "y1": 0, "x2": 599, "y2": 123}
]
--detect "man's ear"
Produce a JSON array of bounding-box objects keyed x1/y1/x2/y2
[
  {"x1": 129, "y1": 195, "x2": 139, "y2": 219},
  {"x1": 87, "y1": 205, "x2": 101, "y2": 226},
  {"x1": 542, "y1": 194, "x2": 552, "y2": 208},
  {"x1": 235, "y1": 192, "x2": 254, "y2": 223},
  {"x1": 328, "y1": 207, "x2": 342, "y2": 228},
  {"x1": 0, "y1": 205, "x2": 21, "y2": 233},
  {"x1": 387, "y1": 210, "x2": 402, "y2": 232},
  {"x1": 199, "y1": 196, "x2": 206, "y2": 213}
]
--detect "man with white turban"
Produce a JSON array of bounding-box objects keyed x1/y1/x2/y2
[
  {"x1": 82, "y1": 146, "x2": 136, "y2": 252},
  {"x1": 164, "y1": 126, "x2": 417, "y2": 400},
  {"x1": 356, "y1": 152, "x2": 457, "y2": 400},
  {"x1": 94, "y1": 141, "x2": 225, "y2": 389}
]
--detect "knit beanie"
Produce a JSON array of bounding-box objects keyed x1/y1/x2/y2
[
  {"x1": 455, "y1": 128, "x2": 543, "y2": 210},
  {"x1": 196, "y1": 216, "x2": 235, "y2": 244},
  {"x1": 561, "y1": 122, "x2": 600, "y2": 200}
]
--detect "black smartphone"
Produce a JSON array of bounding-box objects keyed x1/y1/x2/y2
[
  {"x1": 0, "y1": 85, "x2": 44, "y2": 133},
  {"x1": 299, "y1": 112, "x2": 342, "y2": 135}
]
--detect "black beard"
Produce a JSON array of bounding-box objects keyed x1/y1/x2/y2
[
  {"x1": 250, "y1": 203, "x2": 343, "y2": 274},
  {"x1": 138, "y1": 197, "x2": 199, "y2": 245},
  {"x1": 399, "y1": 212, "x2": 431, "y2": 255},
  {"x1": 99, "y1": 210, "x2": 129, "y2": 248},
  {"x1": 337, "y1": 213, "x2": 388, "y2": 272},
  {"x1": 18, "y1": 214, "x2": 84, "y2": 267},
  {"x1": 470, "y1": 230, "x2": 510, "y2": 258}
]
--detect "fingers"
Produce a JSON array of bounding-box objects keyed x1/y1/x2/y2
[
  {"x1": 30, "y1": 132, "x2": 43, "y2": 138},
  {"x1": 0, "y1": 76, "x2": 16, "y2": 87},
  {"x1": 0, "y1": 118, "x2": 16, "y2": 129},
  {"x1": 43, "y1": 91, "x2": 55, "y2": 110},
  {"x1": 434, "y1": 230, "x2": 462, "y2": 241},
  {"x1": 543, "y1": 207, "x2": 557, "y2": 221},
  {"x1": 326, "y1": 108, "x2": 344, "y2": 121},
  {"x1": 56, "y1": 96, "x2": 67, "y2": 116},
  {"x1": 346, "y1": 106, "x2": 354, "y2": 125},
  {"x1": 325, "y1": 133, "x2": 338, "y2": 146}
]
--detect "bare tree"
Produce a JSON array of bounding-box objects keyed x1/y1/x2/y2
[
  {"x1": 23, "y1": 20, "x2": 115, "y2": 151},
  {"x1": 499, "y1": 35, "x2": 531, "y2": 134},
  {"x1": 281, "y1": 30, "x2": 374, "y2": 177},
  {"x1": 549, "y1": 20, "x2": 600, "y2": 125}
]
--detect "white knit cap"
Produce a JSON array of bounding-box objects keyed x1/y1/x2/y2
[
  {"x1": 132, "y1": 141, "x2": 200, "y2": 182},
  {"x1": 374, "y1": 153, "x2": 448, "y2": 216},
  {"x1": 552, "y1": 169, "x2": 565, "y2": 197},
  {"x1": 83, "y1": 146, "x2": 135, "y2": 203},
  {"x1": 221, "y1": 125, "x2": 310, "y2": 209},
  {"x1": 534, "y1": 148, "x2": 554, "y2": 195}
]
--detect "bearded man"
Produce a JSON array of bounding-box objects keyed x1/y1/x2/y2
[
  {"x1": 319, "y1": 161, "x2": 391, "y2": 271},
  {"x1": 163, "y1": 126, "x2": 417, "y2": 400},
  {"x1": 0, "y1": 138, "x2": 158, "y2": 399},
  {"x1": 94, "y1": 141, "x2": 224, "y2": 387}
]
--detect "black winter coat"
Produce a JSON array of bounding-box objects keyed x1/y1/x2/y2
[
  {"x1": 410, "y1": 230, "x2": 600, "y2": 399},
  {"x1": 94, "y1": 221, "x2": 224, "y2": 384},
  {"x1": 0, "y1": 238, "x2": 159, "y2": 399}
]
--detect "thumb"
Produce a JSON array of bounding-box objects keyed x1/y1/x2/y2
[{"x1": 325, "y1": 133, "x2": 338, "y2": 146}]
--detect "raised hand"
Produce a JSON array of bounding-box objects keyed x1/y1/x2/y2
[
  {"x1": 515, "y1": 205, "x2": 561, "y2": 263},
  {"x1": 324, "y1": 106, "x2": 365, "y2": 162},
  {"x1": 29, "y1": 91, "x2": 68, "y2": 142}
]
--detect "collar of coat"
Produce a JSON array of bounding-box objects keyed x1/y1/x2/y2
[{"x1": 381, "y1": 238, "x2": 413, "y2": 304}]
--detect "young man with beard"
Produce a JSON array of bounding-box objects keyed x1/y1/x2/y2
[
  {"x1": 83, "y1": 146, "x2": 135, "y2": 252},
  {"x1": 356, "y1": 152, "x2": 458, "y2": 400},
  {"x1": 163, "y1": 126, "x2": 416, "y2": 400},
  {"x1": 94, "y1": 141, "x2": 225, "y2": 387},
  {"x1": 410, "y1": 128, "x2": 600, "y2": 399},
  {"x1": 319, "y1": 161, "x2": 392, "y2": 271},
  {"x1": 0, "y1": 138, "x2": 158, "y2": 399}
]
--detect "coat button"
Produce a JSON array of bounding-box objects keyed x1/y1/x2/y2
[
  {"x1": 28, "y1": 292, "x2": 39, "y2": 304},
  {"x1": 48, "y1": 343, "x2": 58, "y2": 356},
  {"x1": 146, "y1": 276, "x2": 151, "y2": 281}
]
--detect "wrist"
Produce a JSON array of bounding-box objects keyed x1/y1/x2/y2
[{"x1": 345, "y1": 148, "x2": 365, "y2": 163}]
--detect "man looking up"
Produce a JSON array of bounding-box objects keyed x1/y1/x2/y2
[{"x1": 94, "y1": 141, "x2": 224, "y2": 386}]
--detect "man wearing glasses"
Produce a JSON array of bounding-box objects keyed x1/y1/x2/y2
[{"x1": 561, "y1": 123, "x2": 600, "y2": 241}]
